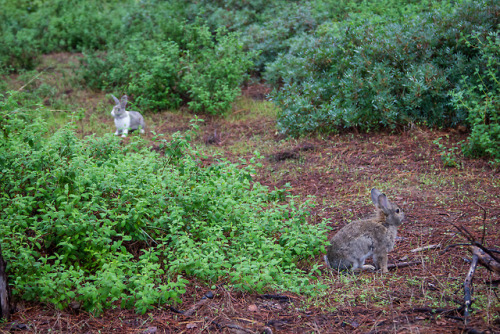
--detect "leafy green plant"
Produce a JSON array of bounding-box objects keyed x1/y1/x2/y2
[
  {"x1": 268, "y1": 0, "x2": 499, "y2": 135},
  {"x1": 450, "y1": 32, "x2": 500, "y2": 163},
  {"x1": 81, "y1": 25, "x2": 253, "y2": 115},
  {"x1": 183, "y1": 27, "x2": 254, "y2": 115},
  {"x1": 433, "y1": 136, "x2": 462, "y2": 168},
  {"x1": 0, "y1": 0, "x2": 127, "y2": 72},
  {"x1": 0, "y1": 91, "x2": 329, "y2": 315}
]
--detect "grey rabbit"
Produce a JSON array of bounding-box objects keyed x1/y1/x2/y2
[
  {"x1": 325, "y1": 188, "x2": 404, "y2": 273},
  {"x1": 110, "y1": 95, "x2": 146, "y2": 137}
]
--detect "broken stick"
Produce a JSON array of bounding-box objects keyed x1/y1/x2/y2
[
  {"x1": 464, "y1": 252, "x2": 479, "y2": 320},
  {"x1": 387, "y1": 261, "x2": 422, "y2": 270},
  {"x1": 0, "y1": 244, "x2": 10, "y2": 320},
  {"x1": 410, "y1": 244, "x2": 441, "y2": 253},
  {"x1": 172, "y1": 291, "x2": 215, "y2": 317},
  {"x1": 471, "y1": 246, "x2": 500, "y2": 275}
]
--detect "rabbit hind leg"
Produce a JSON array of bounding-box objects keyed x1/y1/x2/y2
[{"x1": 373, "y1": 252, "x2": 389, "y2": 273}]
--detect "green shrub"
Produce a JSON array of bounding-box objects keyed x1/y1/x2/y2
[
  {"x1": 83, "y1": 40, "x2": 183, "y2": 110},
  {"x1": 183, "y1": 0, "x2": 441, "y2": 73},
  {"x1": 0, "y1": 92, "x2": 329, "y2": 314},
  {"x1": 0, "y1": 2, "x2": 40, "y2": 72},
  {"x1": 0, "y1": 0, "x2": 462, "y2": 74},
  {"x1": 268, "y1": 1, "x2": 499, "y2": 135},
  {"x1": 81, "y1": 25, "x2": 253, "y2": 115},
  {"x1": 0, "y1": 0, "x2": 128, "y2": 72},
  {"x1": 182, "y1": 27, "x2": 254, "y2": 114},
  {"x1": 451, "y1": 31, "x2": 500, "y2": 162}
]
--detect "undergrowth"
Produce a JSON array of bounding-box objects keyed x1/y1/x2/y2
[{"x1": 0, "y1": 92, "x2": 329, "y2": 314}]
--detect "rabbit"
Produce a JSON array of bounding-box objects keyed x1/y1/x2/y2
[
  {"x1": 325, "y1": 188, "x2": 404, "y2": 273},
  {"x1": 110, "y1": 95, "x2": 146, "y2": 137}
]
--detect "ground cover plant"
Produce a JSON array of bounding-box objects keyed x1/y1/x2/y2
[
  {"x1": 450, "y1": 31, "x2": 500, "y2": 163},
  {"x1": 0, "y1": 92, "x2": 328, "y2": 315}
]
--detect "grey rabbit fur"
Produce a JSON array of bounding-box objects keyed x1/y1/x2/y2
[
  {"x1": 110, "y1": 95, "x2": 146, "y2": 137},
  {"x1": 325, "y1": 188, "x2": 404, "y2": 273}
]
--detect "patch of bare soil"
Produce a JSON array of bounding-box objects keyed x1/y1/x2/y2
[{"x1": 2, "y1": 87, "x2": 499, "y2": 334}]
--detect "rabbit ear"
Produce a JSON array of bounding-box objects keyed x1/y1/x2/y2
[
  {"x1": 371, "y1": 188, "x2": 383, "y2": 206},
  {"x1": 377, "y1": 194, "x2": 390, "y2": 213},
  {"x1": 120, "y1": 95, "x2": 128, "y2": 110},
  {"x1": 111, "y1": 94, "x2": 120, "y2": 105}
]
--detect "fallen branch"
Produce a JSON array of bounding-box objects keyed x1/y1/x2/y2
[
  {"x1": 440, "y1": 243, "x2": 471, "y2": 254},
  {"x1": 387, "y1": 261, "x2": 422, "y2": 270},
  {"x1": 183, "y1": 298, "x2": 211, "y2": 317},
  {"x1": 410, "y1": 244, "x2": 441, "y2": 253},
  {"x1": 211, "y1": 320, "x2": 272, "y2": 334},
  {"x1": 453, "y1": 224, "x2": 500, "y2": 265},
  {"x1": 169, "y1": 291, "x2": 215, "y2": 316},
  {"x1": 471, "y1": 246, "x2": 500, "y2": 275},
  {"x1": 0, "y1": 243, "x2": 10, "y2": 320},
  {"x1": 258, "y1": 294, "x2": 293, "y2": 303},
  {"x1": 452, "y1": 218, "x2": 500, "y2": 324},
  {"x1": 223, "y1": 322, "x2": 255, "y2": 334},
  {"x1": 464, "y1": 253, "x2": 479, "y2": 321}
]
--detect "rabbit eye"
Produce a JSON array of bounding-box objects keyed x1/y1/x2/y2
[{"x1": 396, "y1": 209, "x2": 400, "y2": 214}]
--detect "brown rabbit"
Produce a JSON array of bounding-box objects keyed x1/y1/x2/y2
[{"x1": 325, "y1": 188, "x2": 404, "y2": 273}]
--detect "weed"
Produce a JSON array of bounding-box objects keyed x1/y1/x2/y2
[{"x1": 433, "y1": 136, "x2": 462, "y2": 168}]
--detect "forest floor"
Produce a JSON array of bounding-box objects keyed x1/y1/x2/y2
[{"x1": 1, "y1": 54, "x2": 500, "y2": 333}]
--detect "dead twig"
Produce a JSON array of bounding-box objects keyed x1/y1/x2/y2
[
  {"x1": 258, "y1": 294, "x2": 294, "y2": 303},
  {"x1": 387, "y1": 261, "x2": 422, "y2": 270},
  {"x1": 452, "y1": 214, "x2": 500, "y2": 325},
  {"x1": 410, "y1": 244, "x2": 441, "y2": 253},
  {"x1": 210, "y1": 320, "x2": 262, "y2": 334},
  {"x1": 169, "y1": 291, "x2": 215, "y2": 317},
  {"x1": 0, "y1": 243, "x2": 10, "y2": 320},
  {"x1": 453, "y1": 224, "x2": 500, "y2": 265},
  {"x1": 464, "y1": 252, "x2": 479, "y2": 321},
  {"x1": 440, "y1": 243, "x2": 471, "y2": 254}
]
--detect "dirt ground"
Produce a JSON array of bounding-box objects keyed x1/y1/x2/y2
[{"x1": 2, "y1": 84, "x2": 499, "y2": 334}]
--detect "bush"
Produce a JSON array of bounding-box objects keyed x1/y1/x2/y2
[
  {"x1": 0, "y1": 2, "x2": 40, "y2": 72},
  {"x1": 0, "y1": 0, "x2": 461, "y2": 74},
  {"x1": 81, "y1": 25, "x2": 254, "y2": 115},
  {"x1": 451, "y1": 32, "x2": 500, "y2": 162},
  {"x1": 0, "y1": 0, "x2": 128, "y2": 72},
  {"x1": 0, "y1": 92, "x2": 329, "y2": 314},
  {"x1": 183, "y1": 0, "x2": 441, "y2": 73},
  {"x1": 268, "y1": 1, "x2": 499, "y2": 135},
  {"x1": 182, "y1": 27, "x2": 254, "y2": 114}
]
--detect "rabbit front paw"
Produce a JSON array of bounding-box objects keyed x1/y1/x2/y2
[{"x1": 361, "y1": 264, "x2": 376, "y2": 271}]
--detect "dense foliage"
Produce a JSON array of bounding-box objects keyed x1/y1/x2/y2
[
  {"x1": 0, "y1": 92, "x2": 329, "y2": 314},
  {"x1": 81, "y1": 25, "x2": 253, "y2": 115},
  {"x1": 450, "y1": 32, "x2": 500, "y2": 162},
  {"x1": 0, "y1": 0, "x2": 439, "y2": 73},
  {"x1": 268, "y1": 1, "x2": 499, "y2": 136}
]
